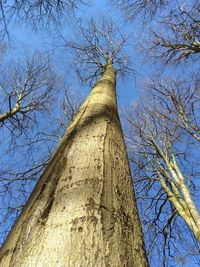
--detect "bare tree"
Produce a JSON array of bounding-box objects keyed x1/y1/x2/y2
[
  {"x1": 0, "y1": 17, "x2": 148, "y2": 267},
  {"x1": 0, "y1": 52, "x2": 56, "y2": 133},
  {"x1": 147, "y1": 1, "x2": 200, "y2": 65},
  {"x1": 146, "y1": 75, "x2": 200, "y2": 142},
  {"x1": 111, "y1": 1, "x2": 200, "y2": 65},
  {"x1": 0, "y1": 50, "x2": 56, "y2": 242},
  {"x1": 125, "y1": 75, "x2": 200, "y2": 266},
  {"x1": 110, "y1": 0, "x2": 168, "y2": 20},
  {"x1": 0, "y1": 0, "x2": 87, "y2": 40},
  {"x1": 0, "y1": 50, "x2": 83, "y2": 245}
]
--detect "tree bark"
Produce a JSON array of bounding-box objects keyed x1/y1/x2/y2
[{"x1": 0, "y1": 63, "x2": 148, "y2": 267}]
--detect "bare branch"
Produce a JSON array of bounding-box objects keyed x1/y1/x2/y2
[
  {"x1": 0, "y1": 51, "x2": 57, "y2": 135},
  {"x1": 58, "y1": 17, "x2": 133, "y2": 84},
  {"x1": 110, "y1": 0, "x2": 168, "y2": 21},
  {"x1": 0, "y1": 0, "x2": 87, "y2": 39},
  {"x1": 146, "y1": 2, "x2": 200, "y2": 64}
]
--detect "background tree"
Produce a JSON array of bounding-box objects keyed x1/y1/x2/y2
[
  {"x1": 0, "y1": 49, "x2": 83, "y2": 244},
  {"x1": 146, "y1": 1, "x2": 200, "y2": 65},
  {"x1": 0, "y1": 52, "x2": 55, "y2": 129},
  {"x1": 112, "y1": 0, "x2": 200, "y2": 64},
  {"x1": 111, "y1": 0, "x2": 200, "y2": 265},
  {"x1": 0, "y1": 0, "x2": 87, "y2": 41},
  {"x1": 110, "y1": 0, "x2": 169, "y2": 20},
  {"x1": 125, "y1": 76, "x2": 200, "y2": 266}
]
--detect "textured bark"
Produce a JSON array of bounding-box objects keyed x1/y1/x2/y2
[{"x1": 0, "y1": 64, "x2": 148, "y2": 267}]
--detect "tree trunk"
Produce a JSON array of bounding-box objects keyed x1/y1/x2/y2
[{"x1": 0, "y1": 63, "x2": 148, "y2": 267}]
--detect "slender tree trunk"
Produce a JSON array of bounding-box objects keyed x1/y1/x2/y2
[{"x1": 0, "y1": 63, "x2": 148, "y2": 267}]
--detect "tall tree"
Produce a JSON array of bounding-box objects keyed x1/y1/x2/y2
[{"x1": 0, "y1": 19, "x2": 148, "y2": 266}]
